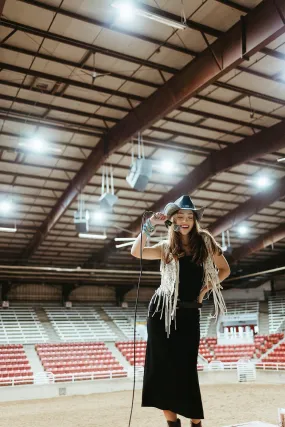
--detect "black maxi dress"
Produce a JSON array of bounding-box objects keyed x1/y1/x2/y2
[{"x1": 141, "y1": 255, "x2": 204, "y2": 420}]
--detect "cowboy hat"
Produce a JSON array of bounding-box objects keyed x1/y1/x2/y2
[{"x1": 164, "y1": 195, "x2": 204, "y2": 221}]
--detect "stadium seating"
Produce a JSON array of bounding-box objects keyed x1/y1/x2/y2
[
  {"x1": 115, "y1": 341, "x2": 204, "y2": 370},
  {"x1": 199, "y1": 333, "x2": 284, "y2": 362},
  {"x1": 268, "y1": 296, "x2": 285, "y2": 333},
  {"x1": 223, "y1": 300, "x2": 259, "y2": 314},
  {"x1": 44, "y1": 307, "x2": 118, "y2": 341},
  {"x1": 0, "y1": 344, "x2": 33, "y2": 386},
  {"x1": 36, "y1": 342, "x2": 127, "y2": 381},
  {"x1": 260, "y1": 333, "x2": 285, "y2": 364},
  {"x1": 0, "y1": 308, "x2": 48, "y2": 344}
]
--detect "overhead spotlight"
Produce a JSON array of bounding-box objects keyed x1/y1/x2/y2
[
  {"x1": 100, "y1": 165, "x2": 118, "y2": 212},
  {"x1": 255, "y1": 176, "x2": 272, "y2": 189},
  {"x1": 19, "y1": 136, "x2": 61, "y2": 154},
  {"x1": 74, "y1": 194, "x2": 89, "y2": 233},
  {"x1": 155, "y1": 160, "x2": 176, "y2": 173},
  {"x1": 126, "y1": 158, "x2": 152, "y2": 191},
  {"x1": 246, "y1": 175, "x2": 272, "y2": 189},
  {"x1": 126, "y1": 134, "x2": 152, "y2": 191},
  {"x1": 237, "y1": 225, "x2": 248, "y2": 236},
  {"x1": 112, "y1": 0, "x2": 135, "y2": 21},
  {"x1": 112, "y1": 1, "x2": 187, "y2": 29},
  {"x1": 92, "y1": 211, "x2": 105, "y2": 224},
  {"x1": 0, "y1": 200, "x2": 12, "y2": 215}
]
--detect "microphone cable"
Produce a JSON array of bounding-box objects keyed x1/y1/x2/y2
[{"x1": 127, "y1": 210, "x2": 154, "y2": 427}]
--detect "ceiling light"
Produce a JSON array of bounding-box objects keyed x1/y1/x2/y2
[
  {"x1": 246, "y1": 175, "x2": 273, "y2": 189},
  {"x1": 0, "y1": 201, "x2": 12, "y2": 214},
  {"x1": 0, "y1": 227, "x2": 17, "y2": 233},
  {"x1": 158, "y1": 160, "x2": 176, "y2": 173},
  {"x1": 112, "y1": 1, "x2": 187, "y2": 30},
  {"x1": 79, "y1": 233, "x2": 107, "y2": 240},
  {"x1": 277, "y1": 157, "x2": 285, "y2": 162},
  {"x1": 19, "y1": 137, "x2": 62, "y2": 154},
  {"x1": 255, "y1": 176, "x2": 272, "y2": 188},
  {"x1": 93, "y1": 212, "x2": 105, "y2": 222},
  {"x1": 113, "y1": 0, "x2": 135, "y2": 20},
  {"x1": 237, "y1": 225, "x2": 248, "y2": 236}
]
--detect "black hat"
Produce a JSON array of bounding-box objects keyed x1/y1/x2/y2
[{"x1": 164, "y1": 195, "x2": 204, "y2": 221}]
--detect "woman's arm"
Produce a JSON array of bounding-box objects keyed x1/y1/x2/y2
[
  {"x1": 198, "y1": 252, "x2": 230, "y2": 303},
  {"x1": 213, "y1": 252, "x2": 231, "y2": 282},
  {"x1": 131, "y1": 232, "x2": 164, "y2": 260},
  {"x1": 131, "y1": 212, "x2": 168, "y2": 259}
]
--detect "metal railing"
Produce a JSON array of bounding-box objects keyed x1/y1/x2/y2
[{"x1": 0, "y1": 370, "x2": 128, "y2": 387}]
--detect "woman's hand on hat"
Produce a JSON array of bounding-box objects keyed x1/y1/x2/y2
[{"x1": 149, "y1": 212, "x2": 168, "y2": 226}]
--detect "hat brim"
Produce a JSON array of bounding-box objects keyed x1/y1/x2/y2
[{"x1": 164, "y1": 203, "x2": 204, "y2": 221}]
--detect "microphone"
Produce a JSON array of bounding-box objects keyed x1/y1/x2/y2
[{"x1": 164, "y1": 219, "x2": 180, "y2": 232}]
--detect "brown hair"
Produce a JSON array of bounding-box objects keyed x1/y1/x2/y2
[{"x1": 164, "y1": 213, "x2": 222, "y2": 264}]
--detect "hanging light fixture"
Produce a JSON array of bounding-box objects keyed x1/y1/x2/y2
[
  {"x1": 126, "y1": 134, "x2": 152, "y2": 191},
  {"x1": 99, "y1": 165, "x2": 118, "y2": 212}
]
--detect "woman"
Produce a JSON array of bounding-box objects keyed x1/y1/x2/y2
[{"x1": 131, "y1": 195, "x2": 230, "y2": 427}]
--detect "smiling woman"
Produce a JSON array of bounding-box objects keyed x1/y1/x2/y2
[{"x1": 131, "y1": 195, "x2": 230, "y2": 427}]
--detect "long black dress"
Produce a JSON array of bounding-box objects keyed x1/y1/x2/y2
[{"x1": 141, "y1": 255, "x2": 204, "y2": 420}]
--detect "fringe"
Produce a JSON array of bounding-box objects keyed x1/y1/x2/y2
[{"x1": 147, "y1": 237, "x2": 227, "y2": 337}]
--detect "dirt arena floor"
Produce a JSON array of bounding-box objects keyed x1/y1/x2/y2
[{"x1": 0, "y1": 383, "x2": 284, "y2": 427}]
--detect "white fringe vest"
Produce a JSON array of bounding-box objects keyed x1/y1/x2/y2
[{"x1": 147, "y1": 234, "x2": 227, "y2": 338}]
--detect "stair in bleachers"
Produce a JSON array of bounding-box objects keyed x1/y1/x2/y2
[
  {"x1": 258, "y1": 310, "x2": 269, "y2": 335},
  {"x1": 105, "y1": 342, "x2": 132, "y2": 371},
  {"x1": 260, "y1": 334, "x2": 285, "y2": 363},
  {"x1": 103, "y1": 306, "x2": 148, "y2": 340},
  {"x1": 23, "y1": 344, "x2": 45, "y2": 374},
  {"x1": 200, "y1": 303, "x2": 214, "y2": 338},
  {"x1": 96, "y1": 307, "x2": 127, "y2": 341},
  {"x1": 268, "y1": 296, "x2": 285, "y2": 333},
  {"x1": 207, "y1": 316, "x2": 217, "y2": 338},
  {"x1": 34, "y1": 307, "x2": 61, "y2": 342}
]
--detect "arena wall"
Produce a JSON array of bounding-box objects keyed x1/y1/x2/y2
[
  {"x1": 0, "y1": 371, "x2": 283, "y2": 403},
  {"x1": 125, "y1": 287, "x2": 154, "y2": 302},
  {"x1": 8, "y1": 284, "x2": 62, "y2": 301},
  {"x1": 69, "y1": 286, "x2": 115, "y2": 302}
]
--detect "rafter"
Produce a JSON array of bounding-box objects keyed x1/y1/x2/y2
[
  {"x1": 209, "y1": 177, "x2": 285, "y2": 236},
  {"x1": 87, "y1": 118, "x2": 285, "y2": 266},
  {"x1": 230, "y1": 223, "x2": 285, "y2": 261},
  {"x1": 5, "y1": 0, "x2": 285, "y2": 263}
]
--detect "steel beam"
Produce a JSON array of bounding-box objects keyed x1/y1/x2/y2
[
  {"x1": 230, "y1": 222, "x2": 285, "y2": 261},
  {"x1": 19, "y1": 0, "x2": 285, "y2": 261},
  {"x1": 87, "y1": 118, "x2": 285, "y2": 266},
  {"x1": 0, "y1": 0, "x2": 7, "y2": 16},
  {"x1": 209, "y1": 176, "x2": 285, "y2": 236}
]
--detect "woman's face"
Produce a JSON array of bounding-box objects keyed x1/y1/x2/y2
[{"x1": 174, "y1": 209, "x2": 195, "y2": 235}]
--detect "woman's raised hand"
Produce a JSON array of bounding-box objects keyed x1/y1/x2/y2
[{"x1": 149, "y1": 212, "x2": 168, "y2": 226}]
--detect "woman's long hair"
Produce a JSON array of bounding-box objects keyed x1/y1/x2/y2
[{"x1": 164, "y1": 213, "x2": 222, "y2": 265}]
